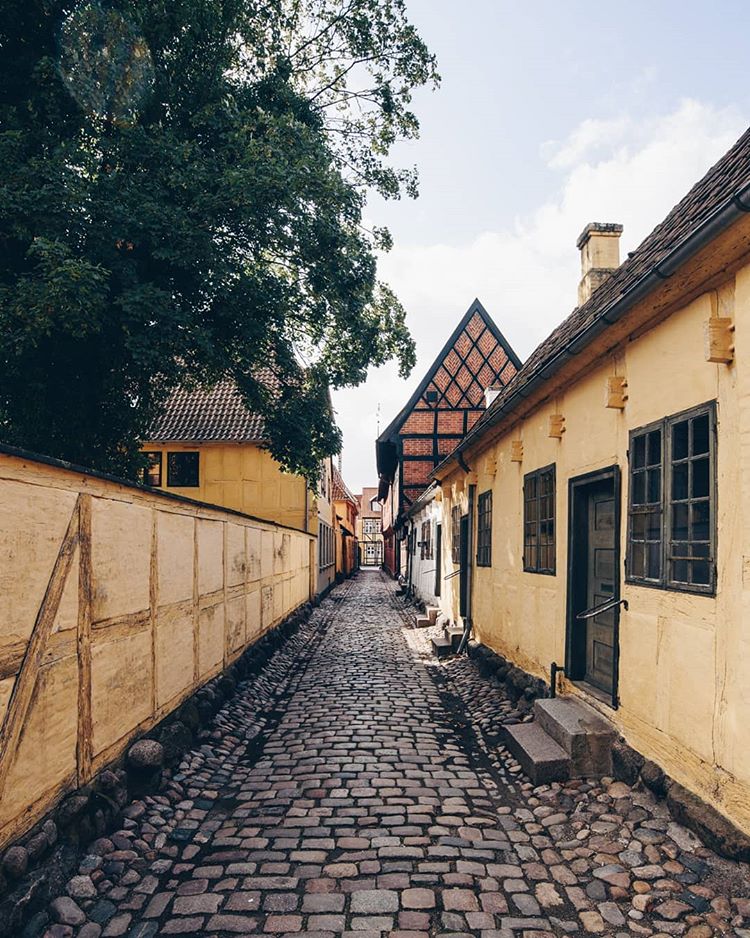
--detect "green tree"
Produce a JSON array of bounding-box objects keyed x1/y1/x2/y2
[{"x1": 0, "y1": 1, "x2": 437, "y2": 481}]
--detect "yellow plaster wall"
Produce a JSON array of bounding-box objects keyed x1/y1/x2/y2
[
  {"x1": 142, "y1": 442, "x2": 309, "y2": 532},
  {"x1": 441, "y1": 272, "x2": 750, "y2": 835},
  {"x1": 0, "y1": 451, "x2": 313, "y2": 848}
]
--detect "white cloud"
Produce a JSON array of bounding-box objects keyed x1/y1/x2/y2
[
  {"x1": 334, "y1": 99, "x2": 747, "y2": 493},
  {"x1": 542, "y1": 115, "x2": 631, "y2": 169}
]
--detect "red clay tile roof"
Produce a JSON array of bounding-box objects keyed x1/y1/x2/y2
[
  {"x1": 148, "y1": 373, "x2": 273, "y2": 443},
  {"x1": 442, "y1": 125, "x2": 750, "y2": 466},
  {"x1": 332, "y1": 464, "x2": 358, "y2": 506}
]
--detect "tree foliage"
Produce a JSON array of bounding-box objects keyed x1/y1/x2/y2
[{"x1": 0, "y1": 0, "x2": 437, "y2": 480}]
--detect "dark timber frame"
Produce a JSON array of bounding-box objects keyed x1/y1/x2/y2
[
  {"x1": 565, "y1": 464, "x2": 621, "y2": 710},
  {"x1": 376, "y1": 298, "x2": 522, "y2": 518}
]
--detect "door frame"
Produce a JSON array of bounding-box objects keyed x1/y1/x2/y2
[
  {"x1": 458, "y1": 513, "x2": 469, "y2": 619},
  {"x1": 434, "y1": 523, "x2": 442, "y2": 597},
  {"x1": 565, "y1": 464, "x2": 621, "y2": 710}
]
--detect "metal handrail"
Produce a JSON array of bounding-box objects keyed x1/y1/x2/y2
[
  {"x1": 576, "y1": 597, "x2": 628, "y2": 620},
  {"x1": 443, "y1": 569, "x2": 462, "y2": 580}
]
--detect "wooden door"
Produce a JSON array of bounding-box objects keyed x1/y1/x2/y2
[
  {"x1": 458, "y1": 514, "x2": 469, "y2": 618},
  {"x1": 585, "y1": 487, "x2": 616, "y2": 693},
  {"x1": 434, "y1": 524, "x2": 442, "y2": 597}
]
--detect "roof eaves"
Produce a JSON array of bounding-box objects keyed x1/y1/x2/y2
[{"x1": 433, "y1": 172, "x2": 750, "y2": 480}]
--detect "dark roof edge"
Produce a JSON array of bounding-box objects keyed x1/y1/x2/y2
[
  {"x1": 433, "y1": 179, "x2": 750, "y2": 478},
  {"x1": 404, "y1": 480, "x2": 440, "y2": 519},
  {"x1": 0, "y1": 442, "x2": 315, "y2": 537},
  {"x1": 377, "y1": 297, "x2": 522, "y2": 444},
  {"x1": 147, "y1": 436, "x2": 269, "y2": 445}
]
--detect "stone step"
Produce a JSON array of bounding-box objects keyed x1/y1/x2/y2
[
  {"x1": 415, "y1": 615, "x2": 432, "y2": 629},
  {"x1": 431, "y1": 636, "x2": 453, "y2": 659},
  {"x1": 425, "y1": 606, "x2": 440, "y2": 625},
  {"x1": 502, "y1": 722, "x2": 570, "y2": 785},
  {"x1": 534, "y1": 696, "x2": 615, "y2": 777},
  {"x1": 444, "y1": 625, "x2": 465, "y2": 652}
]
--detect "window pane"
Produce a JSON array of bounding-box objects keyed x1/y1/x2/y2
[
  {"x1": 647, "y1": 468, "x2": 661, "y2": 503},
  {"x1": 692, "y1": 457, "x2": 709, "y2": 498},
  {"x1": 632, "y1": 513, "x2": 645, "y2": 538},
  {"x1": 633, "y1": 434, "x2": 646, "y2": 469},
  {"x1": 167, "y1": 452, "x2": 199, "y2": 487},
  {"x1": 692, "y1": 414, "x2": 709, "y2": 455},
  {"x1": 672, "y1": 503, "x2": 688, "y2": 540},
  {"x1": 673, "y1": 558, "x2": 688, "y2": 582},
  {"x1": 692, "y1": 560, "x2": 710, "y2": 584},
  {"x1": 692, "y1": 501, "x2": 710, "y2": 542},
  {"x1": 691, "y1": 542, "x2": 710, "y2": 558},
  {"x1": 673, "y1": 420, "x2": 689, "y2": 460},
  {"x1": 672, "y1": 463, "x2": 688, "y2": 501},
  {"x1": 143, "y1": 452, "x2": 162, "y2": 486},
  {"x1": 632, "y1": 471, "x2": 645, "y2": 505},
  {"x1": 631, "y1": 542, "x2": 645, "y2": 579},
  {"x1": 647, "y1": 430, "x2": 662, "y2": 467},
  {"x1": 646, "y1": 508, "x2": 661, "y2": 540},
  {"x1": 647, "y1": 543, "x2": 661, "y2": 579}
]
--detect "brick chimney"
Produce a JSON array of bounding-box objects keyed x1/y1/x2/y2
[{"x1": 577, "y1": 222, "x2": 623, "y2": 305}]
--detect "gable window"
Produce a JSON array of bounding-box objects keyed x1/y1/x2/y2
[
  {"x1": 524, "y1": 465, "x2": 555, "y2": 574},
  {"x1": 142, "y1": 451, "x2": 162, "y2": 487},
  {"x1": 451, "y1": 505, "x2": 461, "y2": 563},
  {"x1": 167, "y1": 451, "x2": 199, "y2": 487},
  {"x1": 628, "y1": 402, "x2": 716, "y2": 594},
  {"x1": 476, "y1": 490, "x2": 492, "y2": 567}
]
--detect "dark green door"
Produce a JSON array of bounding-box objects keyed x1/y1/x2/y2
[{"x1": 585, "y1": 487, "x2": 616, "y2": 693}]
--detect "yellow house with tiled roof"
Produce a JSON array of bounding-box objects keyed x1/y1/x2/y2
[
  {"x1": 141, "y1": 377, "x2": 312, "y2": 532},
  {"x1": 434, "y1": 125, "x2": 750, "y2": 843}
]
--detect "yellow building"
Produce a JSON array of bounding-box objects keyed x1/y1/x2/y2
[
  {"x1": 332, "y1": 464, "x2": 359, "y2": 578},
  {"x1": 142, "y1": 377, "x2": 314, "y2": 533},
  {"x1": 435, "y1": 127, "x2": 750, "y2": 840}
]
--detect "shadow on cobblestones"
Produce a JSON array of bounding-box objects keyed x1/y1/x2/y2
[{"x1": 34, "y1": 572, "x2": 750, "y2": 938}]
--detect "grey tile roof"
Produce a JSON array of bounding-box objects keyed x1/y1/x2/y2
[{"x1": 147, "y1": 373, "x2": 273, "y2": 443}]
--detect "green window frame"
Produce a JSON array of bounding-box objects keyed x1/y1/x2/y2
[
  {"x1": 627, "y1": 401, "x2": 716, "y2": 594},
  {"x1": 523, "y1": 464, "x2": 556, "y2": 575},
  {"x1": 476, "y1": 490, "x2": 492, "y2": 567}
]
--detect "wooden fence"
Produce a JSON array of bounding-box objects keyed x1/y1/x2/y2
[{"x1": 0, "y1": 447, "x2": 313, "y2": 848}]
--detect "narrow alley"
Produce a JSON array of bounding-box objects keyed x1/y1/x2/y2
[{"x1": 41, "y1": 573, "x2": 749, "y2": 938}]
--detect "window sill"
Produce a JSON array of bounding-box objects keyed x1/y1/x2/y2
[{"x1": 624, "y1": 577, "x2": 715, "y2": 598}]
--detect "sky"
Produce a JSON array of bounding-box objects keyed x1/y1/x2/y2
[{"x1": 332, "y1": 0, "x2": 750, "y2": 493}]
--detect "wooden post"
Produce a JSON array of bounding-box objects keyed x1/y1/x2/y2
[
  {"x1": 0, "y1": 497, "x2": 81, "y2": 794},
  {"x1": 76, "y1": 494, "x2": 93, "y2": 784}
]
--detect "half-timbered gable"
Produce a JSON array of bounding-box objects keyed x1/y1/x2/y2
[{"x1": 377, "y1": 299, "x2": 521, "y2": 521}]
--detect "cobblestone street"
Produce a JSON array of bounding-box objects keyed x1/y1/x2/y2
[{"x1": 41, "y1": 572, "x2": 749, "y2": 938}]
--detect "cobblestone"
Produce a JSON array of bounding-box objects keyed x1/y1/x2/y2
[{"x1": 34, "y1": 572, "x2": 750, "y2": 937}]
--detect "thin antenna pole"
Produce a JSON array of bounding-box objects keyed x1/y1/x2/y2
[{"x1": 376, "y1": 402, "x2": 381, "y2": 437}]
